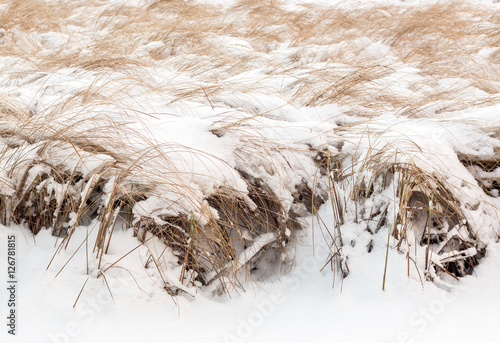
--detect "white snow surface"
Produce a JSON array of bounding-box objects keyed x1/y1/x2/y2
[
  {"x1": 0, "y1": 0, "x2": 500, "y2": 342},
  {"x1": 2, "y1": 218, "x2": 500, "y2": 343}
]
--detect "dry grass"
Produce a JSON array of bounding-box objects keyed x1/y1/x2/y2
[
  {"x1": 0, "y1": 0, "x2": 499, "y2": 295},
  {"x1": 0, "y1": 1, "x2": 497, "y2": 94},
  {"x1": 0, "y1": 0, "x2": 71, "y2": 32},
  {"x1": 0, "y1": 89, "x2": 324, "y2": 294},
  {"x1": 323, "y1": 137, "x2": 491, "y2": 287}
]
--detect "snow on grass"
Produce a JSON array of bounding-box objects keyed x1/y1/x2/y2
[{"x1": 0, "y1": 0, "x2": 500, "y2": 341}]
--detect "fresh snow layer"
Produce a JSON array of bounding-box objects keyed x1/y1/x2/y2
[
  {"x1": 0, "y1": 0, "x2": 500, "y2": 342},
  {"x1": 1, "y1": 220, "x2": 500, "y2": 343}
]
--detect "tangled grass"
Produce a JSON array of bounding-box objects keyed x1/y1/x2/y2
[{"x1": 0, "y1": 0, "x2": 499, "y2": 296}]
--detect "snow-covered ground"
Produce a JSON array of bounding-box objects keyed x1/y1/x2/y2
[
  {"x1": 3, "y1": 211, "x2": 500, "y2": 343},
  {"x1": 1, "y1": 0, "x2": 500, "y2": 342}
]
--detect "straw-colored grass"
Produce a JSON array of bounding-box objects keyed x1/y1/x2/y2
[{"x1": 0, "y1": 0, "x2": 499, "y2": 296}]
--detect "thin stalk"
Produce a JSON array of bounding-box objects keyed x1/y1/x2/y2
[{"x1": 382, "y1": 223, "x2": 392, "y2": 291}]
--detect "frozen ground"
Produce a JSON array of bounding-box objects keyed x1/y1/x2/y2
[
  {"x1": 1, "y1": 0, "x2": 500, "y2": 342},
  {"x1": 2, "y1": 211, "x2": 500, "y2": 343}
]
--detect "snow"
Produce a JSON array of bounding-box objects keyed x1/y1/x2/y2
[
  {"x1": 2, "y1": 221, "x2": 500, "y2": 342},
  {"x1": 0, "y1": 0, "x2": 499, "y2": 342}
]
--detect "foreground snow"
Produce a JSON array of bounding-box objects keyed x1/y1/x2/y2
[{"x1": 1, "y1": 219, "x2": 500, "y2": 343}]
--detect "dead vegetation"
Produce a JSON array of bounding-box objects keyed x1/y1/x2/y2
[
  {"x1": 319, "y1": 142, "x2": 489, "y2": 290},
  {"x1": 0, "y1": 89, "x2": 326, "y2": 295},
  {"x1": 0, "y1": 0, "x2": 499, "y2": 295},
  {"x1": 459, "y1": 151, "x2": 500, "y2": 198},
  {"x1": 0, "y1": 0, "x2": 498, "y2": 111}
]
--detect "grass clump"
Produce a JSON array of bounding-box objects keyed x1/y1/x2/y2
[{"x1": 0, "y1": 0, "x2": 499, "y2": 299}]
